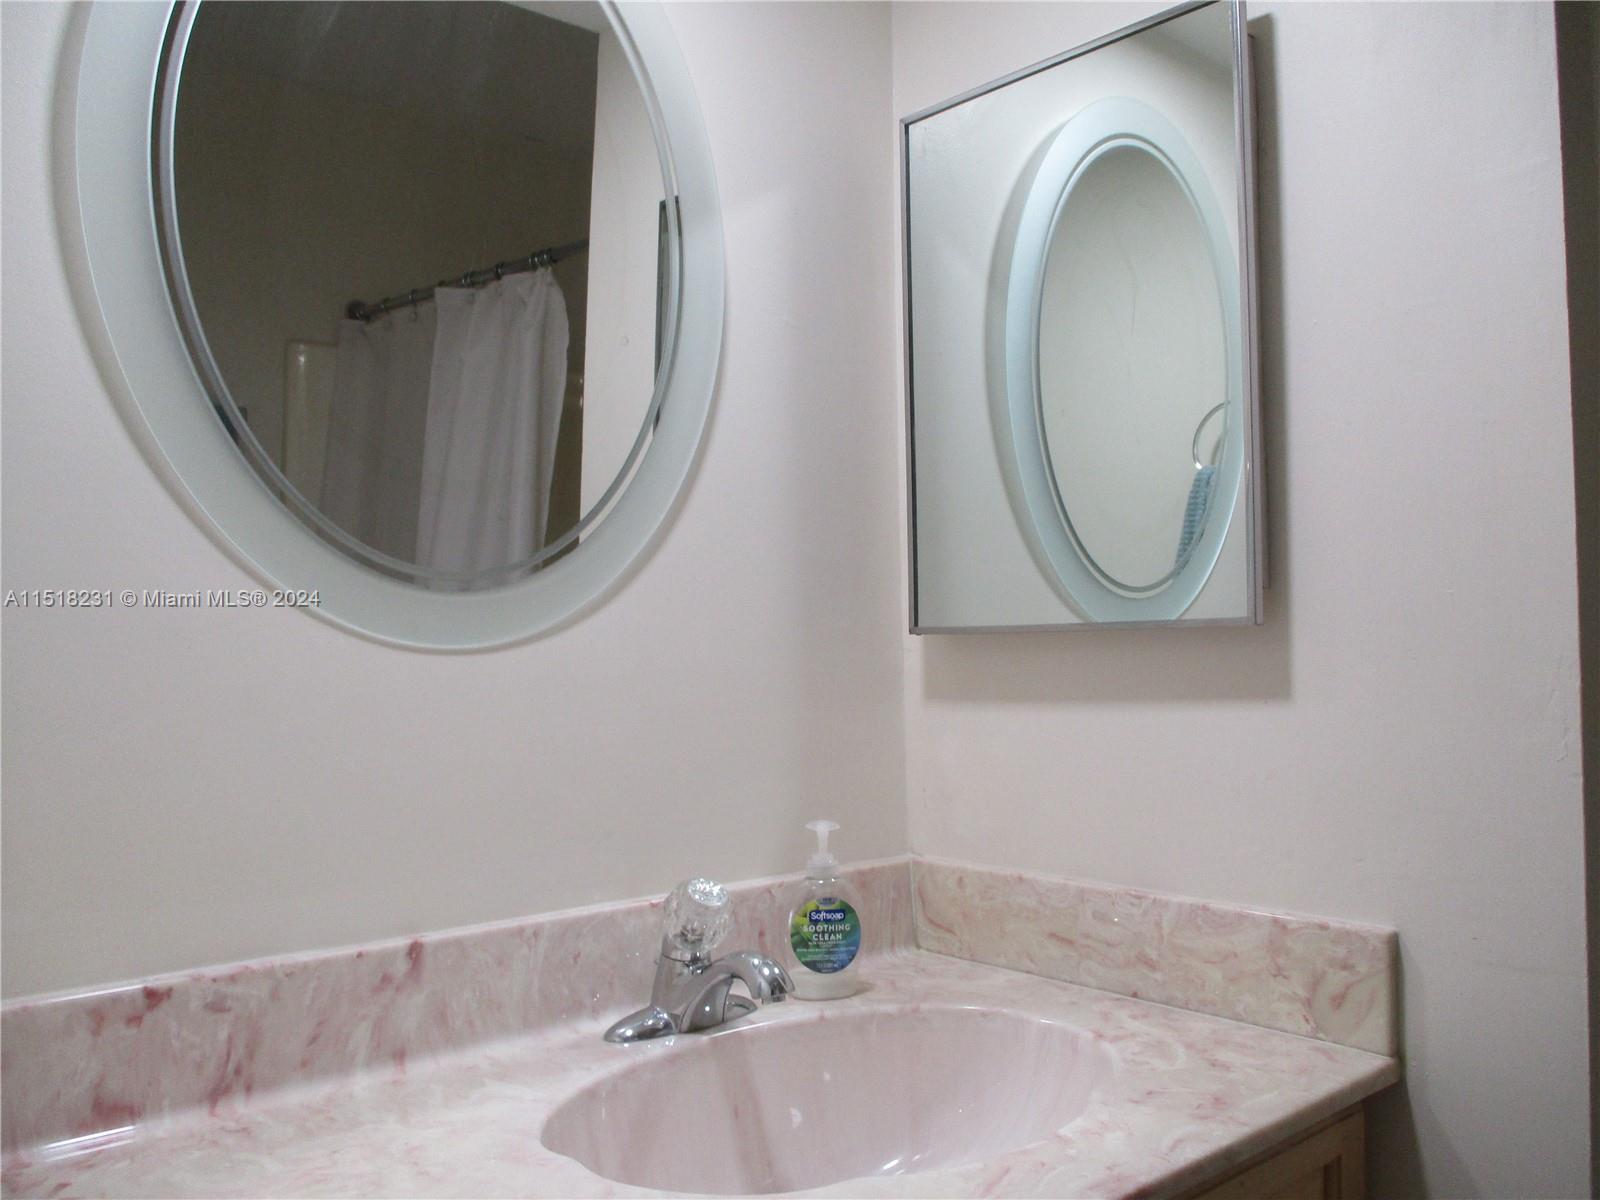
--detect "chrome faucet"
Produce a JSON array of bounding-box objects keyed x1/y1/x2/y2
[{"x1": 604, "y1": 878, "x2": 793, "y2": 1043}]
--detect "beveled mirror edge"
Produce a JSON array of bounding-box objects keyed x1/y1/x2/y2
[
  {"x1": 899, "y1": 0, "x2": 1265, "y2": 634},
  {"x1": 65, "y1": 1, "x2": 724, "y2": 652}
]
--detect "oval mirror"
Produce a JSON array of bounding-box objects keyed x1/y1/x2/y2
[
  {"x1": 69, "y1": 0, "x2": 722, "y2": 645},
  {"x1": 1038, "y1": 142, "x2": 1226, "y2": 592},
  {"x1": 1002, "y1": 96, "x2": 1244, "y2": 622}
]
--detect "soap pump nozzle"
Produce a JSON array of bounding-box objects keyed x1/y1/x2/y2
[{"x1": 805, "y1": 819, "x2": 840, "y2": 877}]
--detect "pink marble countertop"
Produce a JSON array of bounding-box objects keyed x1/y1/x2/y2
[{"x1": 3, "y1": 948, "x2": 1397, "y2": 1199}]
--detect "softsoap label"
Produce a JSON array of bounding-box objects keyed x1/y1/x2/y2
[{"x1": 790, "y1": 897, "x2": 861, "y2": 974}]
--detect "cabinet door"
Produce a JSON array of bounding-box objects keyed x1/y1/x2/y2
[{"x1": 1185, "y1": 1108, "x2": 1365, "y2": 1200}]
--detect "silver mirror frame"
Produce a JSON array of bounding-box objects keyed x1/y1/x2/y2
[
  {"x1": 899, "y1": 0, "x2": 1264, "y2": 632},
  {"x1": 64, "y1": 0, "x2": 723, "y2": 650}
]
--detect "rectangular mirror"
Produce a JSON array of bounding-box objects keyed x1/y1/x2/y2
[{"x1": 902, "y1": 0, "x2": 1263, "y2": 631}]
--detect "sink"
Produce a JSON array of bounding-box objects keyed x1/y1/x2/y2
[{"x1": 540, "y1": 1005, "x2": 1112, "y2": 1195}]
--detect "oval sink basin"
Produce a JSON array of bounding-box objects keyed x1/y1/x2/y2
[{"x1": 541, "y1": 1005, "x2": 1111, "y2": 1195}]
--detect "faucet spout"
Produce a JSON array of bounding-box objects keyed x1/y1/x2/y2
[
  {"x1": 677, "y1": 950, "x2": 793, "y2": 1033},
  {"x1": 602, "y1": 879, "x2": 794, "y2": 1043},
  {"x1": 715, "y1": 949, "x2": 794, "y2": 1005}
]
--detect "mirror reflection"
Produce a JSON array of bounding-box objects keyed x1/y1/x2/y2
[
  {"x1": 1037, "y1": 134, "x2": 1228, "y2": 593},
  {"x1": 165, "y1": 1, "x2": 670, "y2": 588},
  {"x1": 903, "y1": 0, "x2": 1260, "y2": 628}
]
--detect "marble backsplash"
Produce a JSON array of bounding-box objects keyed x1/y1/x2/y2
[
  {"x1": 913, "y1": 857, "x2": 1398, "y2": 1056},
  {"x1": 1, "y1": 860, "x2": 916, "y2": 1153}
]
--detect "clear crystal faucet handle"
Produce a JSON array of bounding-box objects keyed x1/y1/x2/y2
[{"x1": 662, "y1": 878, "x2": 731, "y2": 958}]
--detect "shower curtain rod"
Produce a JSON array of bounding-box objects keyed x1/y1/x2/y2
[{"x1": 345, "y1": 237, "x2": 589, "y2": 322}]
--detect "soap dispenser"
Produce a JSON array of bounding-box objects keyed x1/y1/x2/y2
[{"x1": 785, "y1": 819, "x2": 863, "y2": 1000}]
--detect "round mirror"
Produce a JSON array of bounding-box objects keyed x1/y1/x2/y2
[
  {"x1": 70, "y1": 0, "x2": 722, "y2": 645},
  {"x1": 1002, "y1": 97, "x2": 1242, "y2": 622},
  {"x1": 159, "y1": 0, "x2": 673, "y2": 590}
]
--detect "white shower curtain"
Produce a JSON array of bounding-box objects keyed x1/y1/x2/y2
[
  {"x1": 320, "y1": 305, "x2": 437, "y2": 562},
  {"x1": 416, "y1": 270, "x2": 570, "y2": 578},
  {"x1": 318, "y1": 269, "x2": 569, "y2": 579}
]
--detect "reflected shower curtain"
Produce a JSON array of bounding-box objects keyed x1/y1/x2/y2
[
  {"x1": 416, "y1": 270, "x2": 570, "y2": 579},
  {"x1": 321, "y1": 305, "x2": 437, "y2": 562}
]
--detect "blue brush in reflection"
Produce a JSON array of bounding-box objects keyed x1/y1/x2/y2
[
  {"x1": 1175, "y1": 465, "x2": 1215, "y2": 566},
  {"x1": 1177, "y1": 401, "x2": 1226, "y2": 566}
]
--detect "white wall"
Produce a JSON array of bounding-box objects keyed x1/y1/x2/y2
[
  {"x1": 893, "y1": 3, "x2": 1587, "y2": 1195},
  {"x1": 0, "y1": 0, "x2": 907, "y2": 999}
]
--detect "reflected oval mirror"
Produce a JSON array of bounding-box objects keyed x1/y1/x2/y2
[
  {"x1": 1037, "y1": 141, "x2": 1226, "y2": 593},
  {"x1": 159, "y1": 0, "x2": 673, "y2": 590},
  {"x1": 1001, "y1": 94, "x2": 1244, "y2": 623}
]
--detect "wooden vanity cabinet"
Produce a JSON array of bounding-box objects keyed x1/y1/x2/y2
[{"x1": 1175, "y1": 1106, "x2": 1366, "y2": 1200}]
